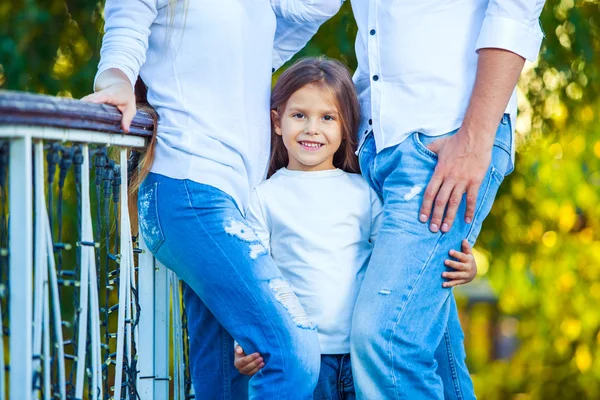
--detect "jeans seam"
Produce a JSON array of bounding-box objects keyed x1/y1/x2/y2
[
  {"x1": 337, "y1": 355, "x2": 345, "y2": 400},
  {"x1": 222, "y1": 329, "x2": 231, "y2": 400},
  {"x1": 180, "y1": 180, "x2": 287, "y2": 399},
  {"x1": 386, "y1": 233, "x2": 446, "y2": 400},
  {"x1": 465, "y1": 167, "x2": 496, "y2": 243},
  {"x1": 444, "y1": 328, "x2": 464, "y2": 400}
]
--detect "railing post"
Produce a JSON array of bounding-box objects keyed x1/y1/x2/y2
[
  {"x1": 9, "y1": 135, "x2": 33, "y2": 400},
  {"x1": 137, "y1": 235, "x2": 156, "y2": 398},
  {"x1": 154, "y1": 260, "x2": 171, "y2": 398}
]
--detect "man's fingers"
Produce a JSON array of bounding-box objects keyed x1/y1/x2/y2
[
  {"x1": 464, "y1": 185, "x2": 479, "y2": 224},
  {"x1": 419, "y1": 173, "x2": 443, "y2": 223},
  {"x1": 429, "y1": 182, "x2": 453, "y2": 233},
  {"x1": 441, "y1": 185, "x2": 466, "y2": 233}
]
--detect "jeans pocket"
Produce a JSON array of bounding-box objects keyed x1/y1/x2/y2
[
  {"x1": 138, "y1": 182, "x2": 166, "y2": 254},
  {"x1": 413, "y1": 132, "x2": 440, "y2": 162}
]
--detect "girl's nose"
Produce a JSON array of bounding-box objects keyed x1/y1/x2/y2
[{"x1": 305, "y1": 119, "x2": 320, "y2": 135}]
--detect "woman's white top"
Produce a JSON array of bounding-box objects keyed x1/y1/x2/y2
[
  {"x1": 246, "y1": 168, "x2": 382, "y2": 354},
  {"x1": 95, "y1": 0, "x2": 342, "y2": 210}
]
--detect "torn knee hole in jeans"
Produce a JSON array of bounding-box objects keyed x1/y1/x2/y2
[
  {"x1": 269, "y1": 278, "x2": 315, "y2": 330},
  {"x1": 224, "y1": 218, "x2": 268, "y2": 259}
]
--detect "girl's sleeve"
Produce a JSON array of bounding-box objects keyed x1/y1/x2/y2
[
  {"x1": 94, "y1": 0, "x2": 158, "y2": 91},
  {"x1": 369, "y1": 188, "x2": 383, "y2": 244},
  {"x1": 245, "y1": 188, "x2": 272, "y2": 253}
]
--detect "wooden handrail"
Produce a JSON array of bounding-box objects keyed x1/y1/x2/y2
[{"x1": 0, "y1": 91, "x2": 154, "y2": 137}]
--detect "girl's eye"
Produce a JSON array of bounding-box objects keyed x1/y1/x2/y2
[
  {"x1": 323, "y1": 115, "x2": 335, "y2": 121},
  {"x1": 292, "y1": 113, "x2": 305, "y2": 119}
]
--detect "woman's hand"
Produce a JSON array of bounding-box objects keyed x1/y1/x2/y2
[
  {"x1": 81, "y1": 68, "x2": 136, "y2": 133},
  {"x1": 234, "y1": 345, "x2": 264, "y2": 377},
  {"x1": 441, "y1": 239, "x2": 477, "y2": 288}
]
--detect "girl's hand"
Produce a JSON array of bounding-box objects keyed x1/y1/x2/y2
[
  {"x1": 81, "y1": 69, "x2": 136, "y2": 133},
  {"x1": 442, "y1": 239, "x2": 477, "y2": 288},
  {"x1": 234, "y1": 345, "x2": 264, "y2": 376}
]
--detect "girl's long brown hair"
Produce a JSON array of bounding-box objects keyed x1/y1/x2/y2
[{"x1": 268, "y1": 57, "x2": 361, "y2": 177}]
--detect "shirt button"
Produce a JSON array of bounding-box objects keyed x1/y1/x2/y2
[
  {"x1": 370, "y1": 29, "x2": 376, "y2": 35},
  {"x1": 369, "y1": 119, "x2": 372, "y2": 125},
  {"x1": 373, "y1": 75, "x2": 379, "y2": 81}
]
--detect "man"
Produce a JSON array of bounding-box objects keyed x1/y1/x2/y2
[{"x1": 349, "y1": 1, "x2": 546, "y2": 398}]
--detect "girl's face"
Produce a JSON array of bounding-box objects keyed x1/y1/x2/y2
[{"x1": 272, "y1": 83, "x2": 343, "y2": 172}]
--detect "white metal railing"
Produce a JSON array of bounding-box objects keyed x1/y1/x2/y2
[{"x1": 0, "y1": 91, "x2": 193, "y2": 399}]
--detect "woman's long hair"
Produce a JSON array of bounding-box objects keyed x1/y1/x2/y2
[
  {"x1": 128, "y1": 78, "x2": 158, "y2": 235},
  {"x1": 268, "y1": 57, "x2": 361, "y2": 178}
]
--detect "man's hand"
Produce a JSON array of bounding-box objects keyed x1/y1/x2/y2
[
  {"x1": 419, "y1": 131, "x2": 493, "y2": 233},
  {"x1": 418, "y1": 48, "x2": 526, "y2": 233}
]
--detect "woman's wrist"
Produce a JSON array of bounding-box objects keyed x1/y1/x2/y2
[{"x1": 94, "y1": 68, "x2": 133, "y2": 92}]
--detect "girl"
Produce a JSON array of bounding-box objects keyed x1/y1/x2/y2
[
  {"x1": 233, "y1": 57, "x2": 478, "y2": 399},
  {"x1": 83, "y1": 1, "x2": 344, "y2": 398}
]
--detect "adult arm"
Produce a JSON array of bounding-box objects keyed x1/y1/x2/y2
[
  {"x1": 419, "y1": 0, "x2": 546, "y2": 233},
  {"x1": 270, "y1": 0, "x2": 343, "y2": 23},
  {"x1": 81, "y1": 0, "x2": 157, "y2": 132},
  {"x1": 272, "y1": 0, "x2": 343, "y2": 70}
]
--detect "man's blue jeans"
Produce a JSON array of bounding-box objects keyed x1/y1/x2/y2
[
  {"x1": 352, "y1": 115, "x2": 512, "y2": 399},
  {"x1": 138, "y1": 173, "x2": 321, "y2": 399}
]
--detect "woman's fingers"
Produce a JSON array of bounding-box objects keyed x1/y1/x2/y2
[
  {"x1": 444, "y1": 259, "x2": 467, "y2": 270},
  {"x1": 119, "y1": 102, "x2": 137, "y2": 133},
  {"x1": 80, "y1": 83, "x2": 136, "y2": 132}
]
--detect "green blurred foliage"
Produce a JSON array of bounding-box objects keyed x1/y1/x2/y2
[{"x1": 2, "y1": 0, "x2": 600, "y2": 398}]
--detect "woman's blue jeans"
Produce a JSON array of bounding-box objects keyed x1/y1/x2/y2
[{"x1": 138, "y1": 173, "x2": 320, "y2": 399}]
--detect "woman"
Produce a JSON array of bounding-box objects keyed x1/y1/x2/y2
[{"x1": 83, "y1": 1, "x2": 342, "y2": 398}]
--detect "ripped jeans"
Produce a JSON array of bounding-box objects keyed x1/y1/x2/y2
[{"x1": 138, "y1": 173, "x2": 320, "y2": 399}]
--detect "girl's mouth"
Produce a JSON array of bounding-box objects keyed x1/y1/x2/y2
[{"x1": 299, "y1": 141, "x2": 324, "y2": 151}]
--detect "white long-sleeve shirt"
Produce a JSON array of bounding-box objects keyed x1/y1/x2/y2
[
  {"x1": 352, "y1": 0, "x2": 546, "y2": 158},
  {"x1": 246, "y1": 168, "x2": 382, "y2": 354},
  {"x1": 95, "y1": 0, "x2": 343, "y2": 211}
]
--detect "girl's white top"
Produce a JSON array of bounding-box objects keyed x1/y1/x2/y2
[
  {"x1": 246, "y1": 168, "x2": 382, "y2": 354},
  {"x1": 95, "y1": 0, "x2": 342, "y2": 210}
]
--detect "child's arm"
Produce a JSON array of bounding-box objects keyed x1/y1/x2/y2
[
  {"x1": 234, "y1": 345, "x2": 264, "y2": 377},
  {"x1": 245, "y1": 188, "x2": 271, "y2": 253},
  {"x1": 442, "y1": 239, "x2": 478, "y2": 288}
]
